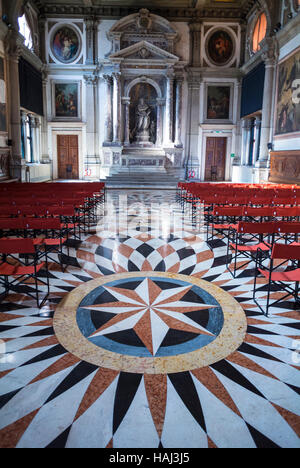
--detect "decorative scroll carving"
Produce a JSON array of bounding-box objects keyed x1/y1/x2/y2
[{"x1": 269, "y1": 152, "x2": 300, "y2": 184}]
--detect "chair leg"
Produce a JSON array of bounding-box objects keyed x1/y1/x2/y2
[
  {"x1": 35, "y1": 274, "x2": 40, "y2": 308},
  {"x1": 295, "y1": 281, "x2": 299, "y2": 307}
]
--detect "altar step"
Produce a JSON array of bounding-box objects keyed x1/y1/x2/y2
[{"x1": 105, "y1": 172, "x2": 179, "y2": 189}]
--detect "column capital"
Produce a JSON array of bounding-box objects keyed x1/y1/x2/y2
[
  {"x1": 242, "y1": 118, "x2": 251, "y2": 130},
  {"x1": 103, "y1": 74, "x2": 113, "y2": 84},
  {"x1": 166, "y1": 71, "x2": 175, "y2": 81},
  {"x1": 175, "y1": 74, "x2": 184, "y2": 84},
  {"x1": 29, "y1": 114, "x2": 37, "y2": 127},
  {"x1": 156, "y1": 98, "x2": 165, "y2": 106},
  {"x1": 5, "y1": 29, "x2": 23, "y2": 62},
  {"x1": 122, "y1": 97, "x2": 130, "y2": 106},
  {"x1": 84, "y1": 17, "x2": 95, "y2": 29},
  {"x1": 261, "y1": 37, "x2": 278, "y2": 67},
  {"x1": 21, "y1": 111, "x2": 28, "y2": 124},
  {"x1": 84, "y1": 74, "x2": 99, "y2": 86},
  {"x1": 188, "y1": 21, "x2": 202, "y2": 32},
  {"x1": 112, "y1": 71, "x2": 121, "y2": 81},
  {"x1": 254, "y1": 117, "x2": 262, "y2": 126}
]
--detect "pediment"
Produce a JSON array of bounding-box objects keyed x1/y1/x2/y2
[{"x1": 109, "y1": 40, "x2": 179, "y2": 62}]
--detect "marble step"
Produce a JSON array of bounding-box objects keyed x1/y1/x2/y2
[{"x1": 105, "y1": 172, "x2": 179, "y2": 188}]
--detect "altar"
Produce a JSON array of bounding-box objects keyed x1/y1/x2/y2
[{"x1": 100, "y1": 9, "x2": 186, "y2": 179}]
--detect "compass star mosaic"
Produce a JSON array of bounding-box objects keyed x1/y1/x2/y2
[
  {"x1": 54, "y1": 272, "x2": 246, "y2": 373},
  {"x1": 0, "y1": 190, "x2": 299, "y2": 448}
]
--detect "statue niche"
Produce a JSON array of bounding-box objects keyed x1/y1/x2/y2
[{"x1": 129, "y1": 83, "x2": 157, "y2": 146}]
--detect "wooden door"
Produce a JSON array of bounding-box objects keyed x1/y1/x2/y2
[
  {"x1": 204, "y1": 137, "x2": 227, "y2": 181},
  {"x1": 57, "y1": 135, "x2": 79, "y2": 179}
]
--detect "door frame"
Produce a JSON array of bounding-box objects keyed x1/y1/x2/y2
[
  {"x1": 49, "y1": 124, "x2": 85, "y2": 180},
  {"x1": 57, "y1": 134, "x2": 80, "y2": 180},
  {"x1": 201, "y1": 131, "x2": 232, "y2": 182}
]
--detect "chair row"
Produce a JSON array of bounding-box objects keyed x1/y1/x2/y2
[
  {"x1": 207, "y1": 205, "x2": 300, "y2": 241},
  {"x1": 226, "y1": 222, "x2": 300, "y2": 315},
  {"x1": 227, "y1": 220, "x2": 300, "y2": 276}
]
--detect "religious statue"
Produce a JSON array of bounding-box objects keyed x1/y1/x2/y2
[{"x1": 134, "y1": 98, "x2": 152, "y2": 143}]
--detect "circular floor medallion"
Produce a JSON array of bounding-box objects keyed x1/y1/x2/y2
[{"x1": 54, "y1": 272, "x2": 247, "y2": 374}]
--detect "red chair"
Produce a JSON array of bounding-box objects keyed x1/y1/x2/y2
[
  {"x1": 23, "y1": 218, "x2": 68, "y2": 272},
  {"x1": 227, "y1": 222, "x2": 275, "y2": 277},
  {"x1": 243, "y1": 207, "x2": 274, "y2": 222},
  {"x1": 0, "y1": 239, "x2": 50, "y2": 308},
  {"x1": 208, "y1": 206, "x2": 243, "y2": 241},
  {"x1": 254, "y1": 243, "x2": 300, "y2": 316}
]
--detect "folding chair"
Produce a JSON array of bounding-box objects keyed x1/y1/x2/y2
[
  {"x1": 0, "y1": 239, "x2": 50, "y2": 308},
  {"x1": 207, "y1": 206, "x2": 242, "y2": 241},
  {"x1": 254, "y1": 243, "x2": 300, "y2": 316},
  {"x1": 274, "y1": 222, "x2": 300, "y2": 245},
  {"x1": 23, "y1": 218, "x2": 69, "y2": 272},
  {"x1": 227, "y1": 222, "x2": 275, "y2": 278},
  {"x1": 243, "y1": 207, "x2": 274, "y2": 223}
]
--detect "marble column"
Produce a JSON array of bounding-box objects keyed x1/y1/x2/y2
[
  {"x1": 185, "y1": 69, "x2": 201, "y2": 174},
  {"x1": 112, "y1": 73, "x2": 121, "y2": 144},
  {"x1": 175, "y1": 77, "x2": 183, "y2": 148},
  {"x1": 85, "y1": 18, "x2": 95, "y2": 65},
  {"x1": 40, "y1": 72, "x2": 50, "y2": 164},
  {"x1": 165, "y1": 74, "x2": 174, "y2": 146},
  {"x1": 123, "y1": 97, "x2": 130, "y2": 146},
  {"x1": 257, "y1": 38, "x2": 278, "y2": 168},
  {"x1": 84, "y1": 75, "x2": 99, "y2": 161},
  {"x1": 38, "y1": 17, "x2": 46, "y2": 63},
  {"x1": 21, "y1": 111, "x2": 27, "y2": 159},
  {"x1": 189, "y1": 22, "x2": 202, "y2": 67},
  {"x1": 34, "y1": 117, "x2": 41, "y2": 164},
  {"x1": 156, "y1": 99, "x2": 164, "y2": 148},
  {"x1": 5, "y1": 29, "x2": 24, "y2": 180},
  {"x1": 241, "y1": 119, "x2": 251, "y2": 166},
  {"x1": 253, "y1": 117, "x2": 262, "y2": 164},
  {"x1": 103, "y1": 75, "x2": 113, "y2": 144},
  {"x1": 232, "y1": 79, "x2": 243, "y2": 166},
  {"x1": 29, "y1": 114, "x2": 37, "y2": 163}
]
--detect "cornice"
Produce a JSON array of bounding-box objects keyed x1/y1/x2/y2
[
  {"x1": 241, "y1": 48, "x2": 264, "y2": 75},
  {"x1": 30, "y1": 3, "x2": 256, "y2": 22},
  {"x1": 19, "y1": 43, "x2": 44, "y2": 71},
  {"x1": 276, "y1": 13, "x2": 300, "y2": 50}
]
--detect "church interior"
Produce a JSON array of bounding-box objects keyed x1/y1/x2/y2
[{"x1": 0, "y1": 0, "x2": 299, "y2": 449}]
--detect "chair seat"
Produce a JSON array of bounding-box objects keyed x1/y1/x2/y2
[
  {"x1": 0, "y1": 262, "x2": 45, "y2": 276},
  {"x1": 33, "y1": 238, "x2": 44, "y2": 245},
  {"x1": 0, "y1": 262, "x2": 17, "y2": 275},
  {"x1": 214, "y1": 224, "x2": 238, "y2": 230},
  {"x1": 259, "y1": 268, "x2": 300, "y2": 282},
  {"x1": 15, "y1": 262, "x2": 45, "y2": 275},
  {"x1": 230, "y1": 242, "x2": 271, "y2": 252},
  {"x1": 61, "y1": 223, "x2": 78, "y2": 229},
  {"x1": 44, "y1": 238, "x2": 67, "y2": 246}
]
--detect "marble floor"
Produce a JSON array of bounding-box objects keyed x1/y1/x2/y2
[{"x1": 0, "y1": 189, "x2": 299, "y2": 448}]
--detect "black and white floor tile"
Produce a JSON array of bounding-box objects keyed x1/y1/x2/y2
[{"x1": 0, "y1": 190, "x2": 299, "y2": 448}]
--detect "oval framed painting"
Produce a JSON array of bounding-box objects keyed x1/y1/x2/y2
[
  {"x1": 207, "y1": 30, "x2": 234, "y2": 66},
  {"x1": 51, "y1": 25, "x2": 81, "y2": 64}
]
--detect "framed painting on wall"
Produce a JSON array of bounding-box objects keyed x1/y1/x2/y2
[
  {"x1": 206, "y1": 85, "x2": 231, "y2": 120},
  {"x1": 275, "y1": 47, "x2": 300, "y2": 136},
  {"x1": 53, "y1": 82, "x2": 80, "y2": 120},
  {"x1": 206, "y1": 30, "x2": 234, "y2": 66},
  {"x1": 51, "y1": 25, "x2": 81, "y2": 64},
  {"x1": 0, "y1": 56, "x2": 7, "y2": 133}
]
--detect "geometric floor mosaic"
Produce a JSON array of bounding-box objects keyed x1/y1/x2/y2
[{"x1": 0, "y1": 189, "x2": 299, "y2": 448}]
